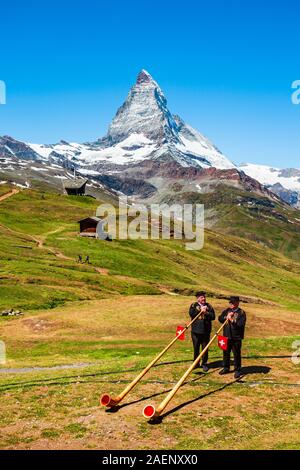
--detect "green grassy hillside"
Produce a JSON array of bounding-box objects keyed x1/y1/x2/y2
[
  {"x1": 162, "y1": 184, "x2": 300, "y2": 261},
  {"x1": 0, "y1": 189, "x2": 299, "y2": 311},
  {"x1": 0, "y1": 189, "x2": 299, "y2": 451}
]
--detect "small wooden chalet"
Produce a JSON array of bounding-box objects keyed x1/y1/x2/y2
[
  {"x1": 64, "y1": 179, "x2": 87, "y2": 196},
  {"x1": 78, "y1": 216, "x2": 112, "y2": 240},
  {"x1": 78, "y1": 216, "x2": 101, "y2": 237}
]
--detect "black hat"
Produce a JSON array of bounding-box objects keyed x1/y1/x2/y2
[
  {"x1": 229, "y1": 296, "x2": 240, "y2": 304},
  {"x1": 196, "y1": 291, "x2": 206, "y2": 297}
]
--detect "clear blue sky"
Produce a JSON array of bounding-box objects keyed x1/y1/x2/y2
[{"x1": 0, "y1": 0, "x2": 299, "y2": 167}]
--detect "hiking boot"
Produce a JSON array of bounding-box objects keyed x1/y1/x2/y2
[
  {"x1": 219, "y1": 368, "x2": 230, "y2": 375},
  {"x1": 234, "y1": 369, "x2": 242, "y2": 379},
  {"x1": 202, "y1": 364, "x2": 209, "y2": 372}
]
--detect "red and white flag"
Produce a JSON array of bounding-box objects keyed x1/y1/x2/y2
[
  {"x1": 218, "y1": 335, "x2": 228, "y2": 351},
  {"x1": 176, "y1": 325, "x2": 185, "y2": 341}
]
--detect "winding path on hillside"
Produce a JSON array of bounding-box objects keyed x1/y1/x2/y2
[
  {"x1": 0, "y1": 189, "x2": 175, "y2": 294},
  {"x1": 32, "y1": 226, "x2": 73, "y2": 260},
  {"x1": 0, "y1": 188, "x2": 19, "y2": 201},
  {"x1": 0, "y1": 190, "x2": 73, "y2": 260}
]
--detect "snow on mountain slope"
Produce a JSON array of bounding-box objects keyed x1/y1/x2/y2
[
  {"x1": 75, "y1": 134, "x2": 158, "y2": 165},
  {"x1": 27, "y1": 141, "x2": 86, "y2": 160},
  {"x1": 173, "y1": 115, "x2": 233, "y2": 170},
  {"x1": 239, "y1": 163, "x2": 300, "y2": 191},
  {"x1": 239, "y1": 163, "x2": 300, "y2": 207},
  {"x1": 175, "y1": 133, "x2": 233, "y2": 169},
  {"x1": 27, "y1": 134, "x2": 157, "y2": 166}
]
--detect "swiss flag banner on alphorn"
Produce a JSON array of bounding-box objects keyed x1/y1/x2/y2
[
  {"x1": 176, "y1": 325, "x2": 185, "y2": 341},
  {"x1": 218, "y1": 335, "x2": 228, "y2": 351}
]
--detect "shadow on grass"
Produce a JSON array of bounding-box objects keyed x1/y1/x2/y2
[
  {"x1": 148, "y1": 365, "x2": 272, "y2": 424},
  {"x1": 106, "y1": 371, "x2": 216, "y2": 413},
  {"x1": 149, "y1": 379, "x2": 239, "y2": 424},
  {"x1": 0, "y1": 355, "x2": 277, "y2": 392},
  {"x1": 0, "y1": 359, "x2": 192, "y2": 390},
  {"x1": 207, "y1": 362, "x2": 272, "y2": 375},
  {"x1": 0, "y1": 366, "x2": 212, "y2": 394},
  {"x1": 242, "y1": 355, "x2": 291, "y2": 359},
  {"x1": 240, "y1": 365, "x2": 271, "y2": 375}
]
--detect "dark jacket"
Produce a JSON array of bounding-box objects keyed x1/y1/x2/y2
[
  {"x1": 189, "y1": 302, "x2": 215, "y2": 335},
  {"x1": 218, "y1": 307, "x2": 246, "y2": 340}
]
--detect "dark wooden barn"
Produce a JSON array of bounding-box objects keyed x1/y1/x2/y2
[
  {"x1": 64, "y1": 179, "x2": 87, "y2": 196},
  {"x1": 78, "y1": 216, "x2": 101, "y2": 237}
]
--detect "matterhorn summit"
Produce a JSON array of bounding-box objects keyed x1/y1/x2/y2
[
  {"x1": 103, "y1": 69, "x2": 178, "y2": 145},
  {"x1": 94, "y1": 69, "x2": 235, "y2": 169},
  {"x1": 1, "y1": 69, "x2": 235, "y2": 172}
]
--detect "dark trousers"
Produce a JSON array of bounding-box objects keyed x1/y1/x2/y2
[
  {"x1": 223, "y1": 339, "x2": 242, "y2": 370},
  {"x1": 191, "y1": 332, "x2": 210, "y2": 365}
]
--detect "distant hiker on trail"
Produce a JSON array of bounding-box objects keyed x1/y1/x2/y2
[
  {"x1": 77, "y1": 255, "x2": 82, "y2": 263},
  {"x1": 218, "y1": 296, "x2": 246, "y2": 379},
  {"x1": 189, "y1": 291, "x2": 215, "y2": 372},
  {"x1": 85, "y1": 255, "x2": 90, "y2": 264}
]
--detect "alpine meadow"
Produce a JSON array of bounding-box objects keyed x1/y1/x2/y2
[{"x1": 1, "y1": 3, "x2": 300, "y2": 453}]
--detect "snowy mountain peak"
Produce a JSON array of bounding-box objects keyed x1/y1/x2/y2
[
  {"x1": 94, "y1": 70, "x2": 235, "y2": 170},
  {"x1": 1, "y1": 71, "x2": 235, "y2": 172},
  {"x1": 103, "y1": 69, "x2": 177, "y2": 146},
  {"x1": 136, "y1": 69, "x2": 156, "y2": 85}
]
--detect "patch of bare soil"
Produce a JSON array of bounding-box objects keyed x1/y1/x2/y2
[
  {"x1": 95, "y1": 267, "x2": 109, "y2": 275},
  {"x1": 22, "y1": 318, "x2": 64, "y2": 333},
  {"x1": 248, "y1": 313, "x2": 300, "y2": 337}
]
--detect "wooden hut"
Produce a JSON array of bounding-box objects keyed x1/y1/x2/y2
[
  {"x1": 78, "y1": 216, "x2": 101, "y2": 237},
  {"x1": 64, "y1": 179, "x2": 87, "y2": 196}
]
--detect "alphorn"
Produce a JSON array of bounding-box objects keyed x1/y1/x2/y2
[
  {"x1": 100, "y1": 307, "x2": 207, "y2": 408},
  {"x1": 142, "y1": 319, "x2": 229, "y2": 420}
]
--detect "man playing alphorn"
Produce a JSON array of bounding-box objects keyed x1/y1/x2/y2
[
  {"x1": 189, "y1": 291, "x2": 215, "y2": 372},
  {"x1": 218, "y1": 296, "x2": 246, "y2": 379}
]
